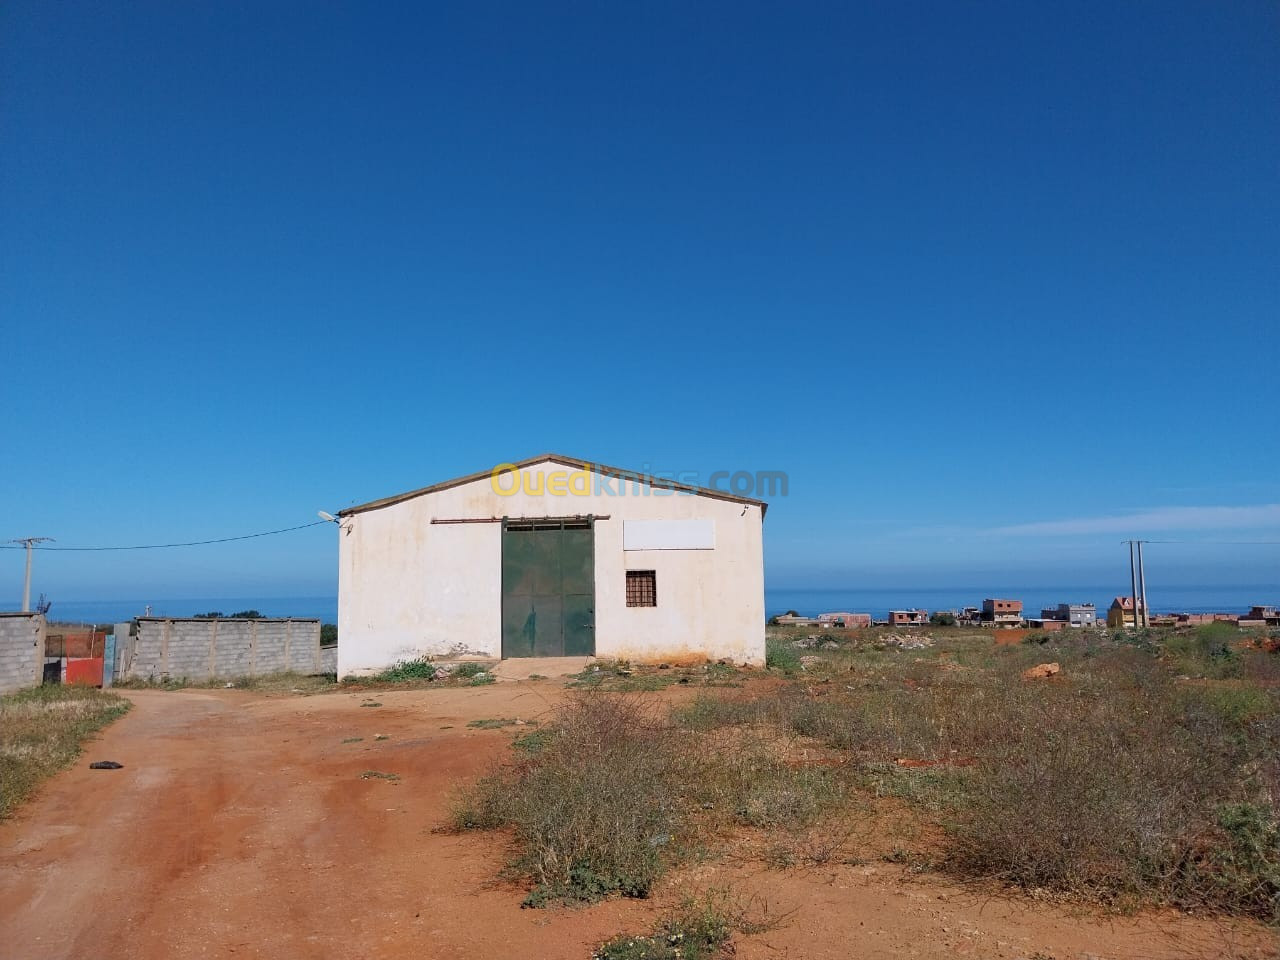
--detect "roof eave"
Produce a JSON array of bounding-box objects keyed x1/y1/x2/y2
[{"x1": 337, "y1": 453, "x2": 769, "y2": 518}]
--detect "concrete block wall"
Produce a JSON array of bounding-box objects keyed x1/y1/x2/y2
[
  {"x1": 0, "y1": 612, "x2": 46, "y2": 695},
  {"x1": 212, "y1": 620, "x2": 254, "y2": 676},
  {"x1": 320, "y1": 646, "x2": 337, "y2": 674},
  {"x1": 125, "y1": 618, "x2": 323, "y2": 682},
  {"x1": 254, "y1": 622, "x2": 289, "y2": 674},
  {"x1": 166, "y1": 621, "x2": 215, "y2": 680}
]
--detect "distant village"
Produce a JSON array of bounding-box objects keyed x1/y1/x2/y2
[{"x1": 771, "y1": 599, "x2": 1280, "y2": 631}]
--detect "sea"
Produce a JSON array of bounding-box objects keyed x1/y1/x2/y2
[{"x1": 35, "y1": 584, "x2": 1280, "y2": 627}]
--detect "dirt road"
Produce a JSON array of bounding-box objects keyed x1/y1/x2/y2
[{"x1": 1, "y1": 685, "x2": 1274, "y2": 960}]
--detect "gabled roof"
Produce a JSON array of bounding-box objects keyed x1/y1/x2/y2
[{"x1": 338, "y1": 453, "x2": 770, "y2": 518}]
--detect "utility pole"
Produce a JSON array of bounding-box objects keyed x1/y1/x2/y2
[
  {"x1": 1123, "y1": 539, "x2": 1151, "y2": 628},
  {"x1": 1137, "y1": 540, "x2": 1150, "y2": 628},
  {"x1": 1128, "y1": 540, "x2": 1139, "y2": 629},
  {"x1": 8, "y1": 537, "x2": 53, "y2": 612}
]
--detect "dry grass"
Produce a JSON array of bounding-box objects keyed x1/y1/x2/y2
[
  {"x1": 450, "y1": 628, "x2": 1280, "y2": 922},
  {"x1": 760, "y1": 629, "x2": 1280, "y2": 920},
  {"x1": 450, "y1": 694, "x2": 848, "y2": 906},
  {"x1": 116, "y1": 671, "x2": 338, "y2": 695},
  {"x1": 0, "y1": 685, "x2": 131, "y2": 818},
  {"x1": 594, "y1": 888, "x2": 787, "y2": 960}
]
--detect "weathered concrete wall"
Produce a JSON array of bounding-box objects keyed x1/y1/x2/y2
[
  {"x1": 337, "y1": 457, "x2": 766, "y2": 675},
  {"x1": 0, "y1": 612, "x2": 46, "y2": 695},
  {"x1": 125, "y1": 619, "x2": 323, "y2": 681},
  {"x1": 320, "y1": 646, "x2": 337, "y2": 674}
]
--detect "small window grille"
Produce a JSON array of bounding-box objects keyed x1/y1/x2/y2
[{"x1": 626, "y1": 570, "x2": 657, "y2": 607}]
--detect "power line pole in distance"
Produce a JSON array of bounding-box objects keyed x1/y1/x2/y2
[{"x1": 8, "y1": 537, "x2": 54, "y2": 612}]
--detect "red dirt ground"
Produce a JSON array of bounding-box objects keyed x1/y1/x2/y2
[{"x1": 1, "y1": 685, "x2": 1276, "y2": 960}]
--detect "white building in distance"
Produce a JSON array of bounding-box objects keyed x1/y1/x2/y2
[{"x1": 335, "y1": 454, "x2": 767, "y2": 676}]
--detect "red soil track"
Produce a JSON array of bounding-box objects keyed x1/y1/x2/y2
[{"x1": 1, "y1": 685, "x2": 1274, "y2": 959}]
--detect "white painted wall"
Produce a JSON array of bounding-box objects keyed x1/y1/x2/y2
[{"x1": 337, "y1": 459, "x2": 765, "y2": 675}]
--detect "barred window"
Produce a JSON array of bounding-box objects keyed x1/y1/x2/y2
[{"x1": 626, "y1": 570, "x2": 657, "y2": 607}]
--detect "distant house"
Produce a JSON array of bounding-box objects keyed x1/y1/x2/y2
[
  {"x1": 1247, "y1": 605, "x2": 1280, "y2": 626},
  {"x1": 956, "y1": 606, "x2": 982, "y2": 625},
  {"x1": 981, "y1": 598, "x2": 1023, "y2": 626},
  {"x1": 773, "y1": 614, "x2": 819, "y2": 627},
  {"x1": 1106, "y1": 596, "x2": 1148, "y2": 628},
  {"x1": 888, "y1": 609, "x2": 929, "y2": 626},
  {"x1": 1174, "y1": 612, "x2": 1239, "y2": 627},
  {"x1": 1038, "y1": 603, "x2": 1097, "y2": 627},
  {"x1": 1025, "y1": 618, "x2": 1067, "y2": 632},
  {"x1": 817, "y1": 612, "x2": 871, "y2": 629}
]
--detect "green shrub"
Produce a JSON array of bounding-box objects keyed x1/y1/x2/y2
[
  {"x1": 370, "y1": 658, "x2": 436, "y2": 682},
  {"x1": 594, "y1": 891, "x2": 745, "y2": 960},
  {"x1": 452, "y1": 697, "x2": 689, "y2": 904},
  {"x1": 765, "y1": 637, "x2": 801, "y2": 674},
  {"x1": 1194, "y1": 802, "x2": 1280, "y2": 922},
  {"x1": 454, "y1": 662, "x2": 488, "y2": 678},
  {"x1": 452, "y1": 694, "x2": 846, "y2": 906},
  {"x1": 1164, "y1": 622, "x2": 1244, "y2": 678}
]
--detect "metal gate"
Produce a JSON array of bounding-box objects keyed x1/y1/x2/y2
[
  {"x1": 45, "y1": 631, "x2": 106, "y2": 686},
  {"x1": 501, "y1": 518, "x2": 595, "y2": 658}
]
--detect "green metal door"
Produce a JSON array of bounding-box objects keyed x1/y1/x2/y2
[{"x1": 502, "y1": 519, "x2": 595, "y2": 658}]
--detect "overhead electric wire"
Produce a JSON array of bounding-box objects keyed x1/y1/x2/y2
[
  {"x1": 0, "y1": 521, "x2": 329, "y2": 551},
  {"x1": 1118, "y1": 539, "x2": 1280, "y2": 546}
]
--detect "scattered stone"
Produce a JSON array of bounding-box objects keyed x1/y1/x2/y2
[
  {"x1": 821, "y1": 641, "x2": 840, "y2": 650},
  {"x1": 1022, "y1": 662, "x2": 1061, "y2": 681},
  {"x1": 876, "y1": 633, "x2": 935, "y2": 651},
  {"x1": 89, "y1": 761, "x2": 123, "y2": 770}
]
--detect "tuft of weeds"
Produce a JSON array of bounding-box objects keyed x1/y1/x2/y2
[
  {"x1": 1195, "y1": 801, "x2": 1280, "y2": 922},
  {"x1": 466, "y1": 717, "x2": 523, "y2": 729},
  {"x1": 359, "y1": 700, "x2": 383, "y2": 708},
  {"x1": 511, "y1": 728, "x2": 555, "y2": 754},
  {"x1": 367, "y1": 658, "x2": 437, "y2": 683},
  {"x1": 569, "y1": 661, "x2": 744, "y2": 693},
  {"x1": 117, "y1": 671, "x2": 337, "y2": 695},
  {"x1": 453, "y1": 662, "x2": 489, "y2": 679},
  {"x1": 360, "y1": 770, "x2": 400, "y2": 781},
  {"x1": 1163, "y1": 623, "x2": 1244, "y2": 679},
  {"x1": 594, "y1": 889, "x2": 785, "y2": 960},
  {"x1": 452, "y1": 697, "x2": 683, "y2": 903},
  {"x1": 1, "y1": 685, "x2": 131, "y2": 817},
  {"x1": 765, "y1": 637, "x2": 802, "y2": 674},
  {"x1": 341, "y1": 736, "x2": 363, "y2": 744},
  {"x1": 452, "y1": 694, "x2": 850, "y2": 906}
]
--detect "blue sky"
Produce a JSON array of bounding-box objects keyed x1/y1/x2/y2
[{"x1": 1, "y1": 2, "x2": 1277, "y2": 603}]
